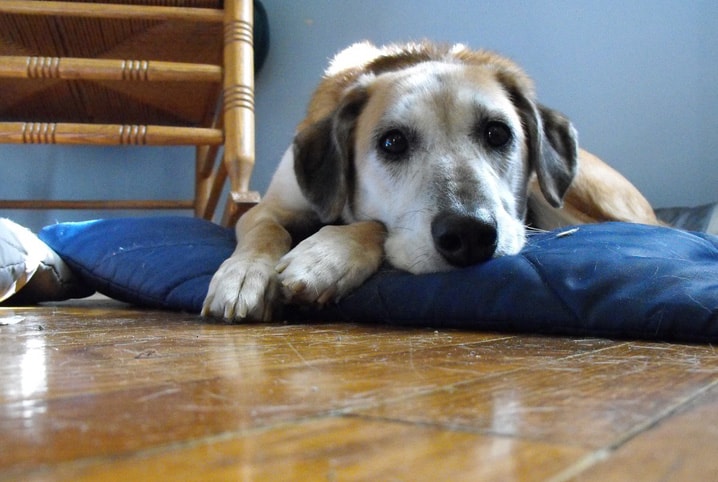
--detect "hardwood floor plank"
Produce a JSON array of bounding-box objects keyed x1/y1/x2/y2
[
  {"x1": 2, "y1": 304, "x2": 514, "y2": 403},
  {"x1": 2, "y1": 333, "x2": 588, "y2": 469},
  {"x1": 3, "y1": 300, "x2": 717, "y2": 480},
  {"x1": 565, "y1": 382, "x2": 718, "y2": 481},
  {"x1": 1, "y1": 302, "x2": 619, "y2": 403},
  {"x1": 9, "y1": 416, "x2": 589, "y2": 482},
  {"x1": 356, "y1": 342, "x2": 718, "y2": 448},
  {"x1": 0, "y1": 303, "x2": 618, "y2": 473}
]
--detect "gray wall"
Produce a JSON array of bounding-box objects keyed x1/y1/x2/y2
[{"x1": 3, "y1": 0, "x2": 716, "y2": 231}]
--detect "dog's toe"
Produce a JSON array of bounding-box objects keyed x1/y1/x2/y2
[
  {"x1": 276, "y1": 225, "x2": 382, "y2": 306},
  {"x1": 202, "y1": 256, "x2": 279, "y2": 322},
  {"x1": 279, "y1": 276, "x2": 338, "y2": 306}
]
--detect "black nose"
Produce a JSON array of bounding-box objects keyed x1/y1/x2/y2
[{"x1": 431, "y1": 212, "x2": 498, "y2": 267}]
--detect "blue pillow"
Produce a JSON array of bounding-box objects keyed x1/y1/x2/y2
[
  {"x1": 39, "y1": 216, "x2": 718, "y2": 342},
  {"x1": 40, "y1": 217, "x2": 234, "y2": 312}
]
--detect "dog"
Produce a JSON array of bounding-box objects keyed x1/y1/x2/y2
[{"x1": 202, "y1": 41, "x2": 660, "y2": 322}]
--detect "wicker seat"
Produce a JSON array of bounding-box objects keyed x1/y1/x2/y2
[{"x1": 0, "y1": 0, "x2": 263, "y2": 225}]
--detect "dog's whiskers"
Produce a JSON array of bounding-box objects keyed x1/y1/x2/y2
[
  {"x1": 405, "y1": 249, "x2": 434, "y2": 273},
  {"x1": 525, "y1": 225, "x2": 548, "y2": 235}
]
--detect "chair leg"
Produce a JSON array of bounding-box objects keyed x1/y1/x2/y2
[
  {"x1": 221, "y1": 192, "x2": 258, "y2": 227},
  {"x1": 195, "y1": 103, "x2": 223, "y2": 220},
  {"x1": 195, "y1": 145, "x2": 215, "y2": 219},
  {"x1": 223, "y1": 0, "x2": 256, "y2": 196}
]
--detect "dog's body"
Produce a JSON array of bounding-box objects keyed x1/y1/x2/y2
[{"x1": 203, "y1": 42, "x2": 659, "y2": 322}]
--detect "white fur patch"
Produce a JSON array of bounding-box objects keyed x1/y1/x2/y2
[{"x1": 347, "y1": 63, "x2": 530, "y2": 272}]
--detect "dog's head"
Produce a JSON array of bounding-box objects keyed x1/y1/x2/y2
[{"x1": 293, "y1": 43, "x2": 577, "y2": 273}]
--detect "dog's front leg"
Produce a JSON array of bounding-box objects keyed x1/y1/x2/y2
[
  {"x1": 276, "y1": 220, "x2": 387, "y2": 306},
  {"x1": 202, "y1": 206, "x2": 293, "y2": 322}
]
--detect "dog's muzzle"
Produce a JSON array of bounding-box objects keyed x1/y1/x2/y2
[{"x1": 431, "y1": 211, "x2": 498, "y2": 267}]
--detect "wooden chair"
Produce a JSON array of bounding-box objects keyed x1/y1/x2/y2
[{"x1": 0, "y1": 0, "x2": 262, "y2": 226}]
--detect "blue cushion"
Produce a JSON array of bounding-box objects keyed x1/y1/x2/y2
[
  {"x1": 40, "y1": 217, "x2": 234, "y2": 312},
  {"x1": 39, "y1": 216, "x2": 718, "y2": 342}
]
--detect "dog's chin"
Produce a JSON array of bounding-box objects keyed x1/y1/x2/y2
[
  {"x1": 389, "y1": 251, "x2": 454, "y2": 275},
  {"x1": 384, "y1": 230, "x2": 527, "y2": 275}
]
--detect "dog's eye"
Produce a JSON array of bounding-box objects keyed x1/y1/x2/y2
[
  {"x1": 485, "y1": 122, "x2": 512, "y2": 148},
  {"x1": 379, "y1": 129, "x2": 409, "y2": 156}
]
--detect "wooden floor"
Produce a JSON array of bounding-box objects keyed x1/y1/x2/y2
[{"x1": 1, "y1": 297, "x2": 717, "y2": 481}]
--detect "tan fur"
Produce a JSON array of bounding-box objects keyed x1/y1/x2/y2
[
  {"x1": 529, "y1": 149, "x2": 661, "y2": 228},
  {"x1": 301, "y1": 41, "x2": 534, "y2": 129}
]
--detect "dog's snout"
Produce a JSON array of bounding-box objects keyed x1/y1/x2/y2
[{"x1": 431, "y1": 212, "x2": 498, "y2": 267}]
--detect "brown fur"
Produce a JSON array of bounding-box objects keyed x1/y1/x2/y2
[
  {"x1": 301, "y1": 42, "x2": 533, "y2": 128},
  {"x1": 528, "y1": 148, "x2": 661, "y2": 228}
]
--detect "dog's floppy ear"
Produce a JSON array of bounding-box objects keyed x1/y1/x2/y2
[
  {"x1": 537, "y1": 104, "x2": 579, "y2": 205},
  {"x1": 509, "y1": 88, "x2": 578, "y2": 207},
  {"x1": 293, "y1": 87, "x2": 369, "y2": 222}
]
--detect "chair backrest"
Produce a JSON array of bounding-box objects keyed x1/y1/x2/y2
[{"x1": 0, "y1": 0, "x2": 260, "y2": 226}]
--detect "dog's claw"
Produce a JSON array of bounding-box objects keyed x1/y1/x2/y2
[
  {"x1": 275, "y1": 259, "x2": 289, "y2": 273},
  {"x1": 282, "y1": 279, "x2": 307, "y2": 293},
  {"x1": 225, "y1": 302, "x2": 238, "y2": 321},
  {"x1": 275, "y1": 224, "x2": 382, "y2": 307},
  {"x1": 317, "y1": 286, "x2": 338, "y2": 306},
  {"x1": 202, "y1": 255, "x2": 279, "y2": 322}
]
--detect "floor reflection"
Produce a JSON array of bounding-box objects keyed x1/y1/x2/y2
[{"x1": 21, "y1": 337, "x2": 47, "y2": 399}]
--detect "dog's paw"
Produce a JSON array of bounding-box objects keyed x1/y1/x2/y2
[
  {"x1": 202, "y1": 255, "x2": 279, "y2": 322},
  {"x1": 276, "y1": 223, "x2": 384, "y2": 306}
]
